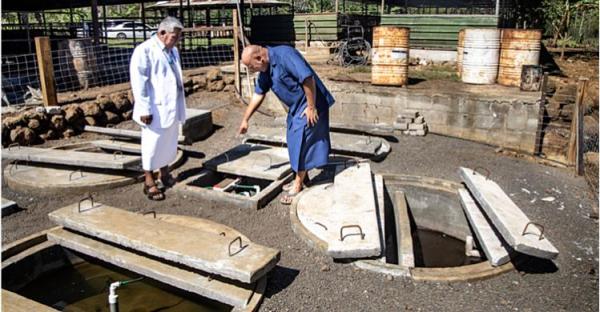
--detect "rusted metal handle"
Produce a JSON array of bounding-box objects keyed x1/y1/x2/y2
[
  {"x1": 340, "y1": 224, "x2": 365, "y2": 241},
  {"x1": 219, "y1": 232, "x2": 226, "y2": 236},
  {"x1": 142, "y1": 211, "x2": 156, "y2": 219},
  {"x1": 9, "y1": 160, "x2": 21, "y2": 176},
  {"x1": 228, "y1": 236, "x2": 247, "y2": 256},
  {"x1": 472, "y1": 167, "x2": 491, "y2": 180},
  {"x1": 314, "y1": 222, "x2": 328, "y2": 231},
  {"x1": 78, "y1": 194, "x2": 95, "y2": 213},
  {"x1": 113, "y1": 151, "x2": 123, "y2": 160},
  {"x1": 69, "y1": 169, "x2": 84, "y2": 181},
  {"x1": 223, "y1": 151, "x2": 230, "y2": 162},
  {"x1": 7, "y1": 143, "x2": 20, "y2": 151},
  {"x1": 522, "y1": 221, "x2": 545, "y2": 240}
]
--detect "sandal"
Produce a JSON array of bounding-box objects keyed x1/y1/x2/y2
[
  {"x1": 280, "y1": 190, "x2": 300, "y2": 205},
  {"x1": 143, "y1": 183, "x2": 165, "y2": 201},
  {"x1": 282, "y1": 178, "x2": 310, "y2": 192},
  {"x1": 157, "y1": 175, "x2": 177, "y2": 190}
]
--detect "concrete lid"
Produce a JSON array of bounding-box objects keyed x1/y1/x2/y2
[
  {"x1": 2, "y1": 290, "x2": 59, "y2": 312},
  {"x1": 459, "y1": 167, "x2": 559, "y2": 260},
  {"x1": 296, "y1": 162, "x2": 382, "y2": 258},
  {"x1": 2, "y1": 146, "x2": 141, "y2": 171},
  {"x1": 203, "y1": 144, "x2": 292, "y2": 180},
  {"x1": 48, "y1": 203, "x2": 280, "y2": 283}
]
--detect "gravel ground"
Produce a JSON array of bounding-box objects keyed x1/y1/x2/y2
[{"x1": 2, "y1": 92, "x2": 598, "y2": 311}]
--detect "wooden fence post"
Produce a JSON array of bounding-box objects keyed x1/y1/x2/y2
[
  {"x1": 34, "y1": 36, "x2": 58, "y2": 107},
  {"x1": 233, "y1": 9, "x2": 241, "y2": 96},
  {"x1": 567, "y1": 77, "x2": 588, "y2": 175}
]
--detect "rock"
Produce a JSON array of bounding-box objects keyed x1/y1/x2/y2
[
  {"x1": 62, "y1": 127, "x2": 76, "y2": 138},
  {"x1": 80, "y1": 102, "x2": 102, "y2": 117},
  {"x1": 50, "y1": 115, "x2": 66, "y2": 130},
  {"x1": 96, "y1": 94, "x2": 115, "y2": 111},
  {"x1": 42, "y1": 106, "x2": 62, "y2": 115},
  {"x1": 105, "y1": 110, "x2": 121, "y2": 125},
  {"x1": 121, "y1": 109, "x2": 133, "y2": 121},
  {"x1": 584, "y1": 115, "x2": 599, "y2": 137},
  {"x1": 111, "y1": 92, "x2": 132, "y2": 112},
  {"x1": 27, "y1": 119, "x2": 41, "y2": 131},
  {"x1": 23, "y1": 109, "x2": 46, "y2": 121},
  {"x1": 193, "y1": 76, "x2": 207, "y2": 89},
  {"x1": 206, "y1": 68, "x2": 221, "y2": 82},
  {"x1": 320, "y1": 265, "x2": 330, "y2": 272},
  {"x1": 64, "y1": 106, "x2": 83, "y2": 123},
  {"x1": 10, "y1": 126, "x2": 36, "y2": 146},
  {"x1": 40, "y1": 129, "x2": 58, "y2": 141},
  {"x1": 207, "y1": 80, "x2": 225, "y2": 92},
  {"x1": 184, "y1": 76, "x2": 194, "y2": 88},
  {"x1": 2, "y1": 124, "x2": 11, "y2": 147},
  {"x1": 223, "y1": 85, "x2": 236, "y2": 93},
  {"x1": 3, "y1": 115, "x2": 27, "y2": 129},
  {"x1": 127, "y1": 90, "x2": 135, "y2": 104},
  {"x1": 84, "y1": 116, "x2": 98, "y2": 127},
  {"x1": 223, "y1": 75, "x2": 235, "y2": 85}
]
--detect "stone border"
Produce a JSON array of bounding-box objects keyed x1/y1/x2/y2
[{"x1": 3, "y1": 141, "x2": 184, "y2": 195}]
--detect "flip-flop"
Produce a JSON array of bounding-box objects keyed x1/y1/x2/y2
[
  {"x1": 143, "y1": 183, "x2": 165, "y2": 201},
  {"x1": 280, "y1": 190, "x2": 299, "y2": 205},
  {"x1": 282, "y1": 179, "x2": 310, "y2": 192}
]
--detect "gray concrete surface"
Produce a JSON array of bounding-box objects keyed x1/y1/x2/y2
[
  {"x1": 203, "y1": 144, "x2": 291, "y2": 180},
  {"x1": 2, "y1": 94, "x2": 597, "y2": 311}
]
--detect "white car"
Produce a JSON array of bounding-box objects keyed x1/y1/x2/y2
[{"x1": 106, "y1": 22, "x2": 156, "y2": 39}]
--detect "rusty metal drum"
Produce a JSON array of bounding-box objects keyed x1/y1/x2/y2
[
  {"x1": 371, "y1": 26, "x2": 409, "y2": 86},
  {"x1": 456, "y1": 29, "x2": 465, "y2": 77},
  {"x1": 498, "y1": 29, "x2": 542, "y2": 87},
  {"x1": 461, "y1": 28, "x2": 501, "y2": 84}
]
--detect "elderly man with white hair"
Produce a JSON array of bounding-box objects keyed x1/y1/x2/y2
[{"x1": 130, "y1": 16, "x2": 186, "y2": 200}]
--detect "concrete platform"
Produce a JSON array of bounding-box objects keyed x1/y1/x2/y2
[
  {"x1": 295, "y1": 162, "x2": 381, "y2": 259},
  {"x1": 84, "y1": 126, "x2": 186, "y2": 143},
  {"x1": 203, "y1": 144, "x2": 292, "y2": 181},
  {"x1": 459, "y1": 167, "x2": 559, "y2": 260},
  {"x1": 48, "y1": 203, "x2": 280, "y2": 283},
  {"x1": 2, "y1": 146, "x2": 142, "y2": 171},
  {"x1": 244, "y1": 126, "x2": 391, "y2": 160},
  {"x1": 180, "y1": 108, "x2": 213, "y2": 144},
  {"x1": 90, "y1": 139, "x2": 142, "y2": 153},
  {"x1": 394, "y1": 191, "x2": 415, "y2": 268},
  {"x1": 458, "y1": 188, "x2": 511, "y2": 266}
]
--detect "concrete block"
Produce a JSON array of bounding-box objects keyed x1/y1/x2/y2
[
  {"x1": 1, "y1": 198, "x2": 18, "y2": 217},
  {"x1": 406, "y1": 94, "x2": 432, "y2": 110},
  {"x1": 203, "y1": 144, "x2": 292, "y2": 181},
  {"x1": 458, "y1": 188, "x2": 511, "y2": 266},
  {"x1": 414, "y1": 116, "x2": 425, "y2": 124},
  {"x1": 2, "y1": 290, "x2": 58, "y2": 312},
  {"x1": 393, "y1": 192, "x2": 415, "y2": 268},
  {"x1": 396, "y1": 116, "x2": 413, "y2": 124},
  {"x1": 474, "y1": 115, "x2": 504, "y2": 130},
  {"x1": 393, "y1": 122, "x2": 409, "y2": 130},
  {"x1": 459, "y1": 167, "x2": 559, "y2": 260},
  {"x1": 181, "y1": 108, "x2": 212, "y2": 144},
  {"x1": 410, "y1": 129, "x2": 427, "y2": 136},
  {"x1": 397, "y1": 111, "x2": 419, "y2": 119},
  {"x1": 506, "y1": 108, "x2": 529, "y2": 131},
  {"x1": 408, "y1": 123, "x2": 426, "y2": 130}
]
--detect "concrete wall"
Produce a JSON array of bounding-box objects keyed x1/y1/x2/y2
[{"x1": 244, "y1": 79, "x2": 541, "y2": 154}]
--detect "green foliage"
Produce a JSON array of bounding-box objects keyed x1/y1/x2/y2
[{"x1": 541, "y1": 0, "x2": 599, "y2": 47}]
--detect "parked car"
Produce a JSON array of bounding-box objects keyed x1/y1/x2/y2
[{"x1": 106, "y1": 22, "x2": 156, "y2": 39}]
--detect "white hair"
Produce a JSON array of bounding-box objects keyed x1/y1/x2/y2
[{"x1": 158, "y1": 16, "x2": 183, "y2": 33}]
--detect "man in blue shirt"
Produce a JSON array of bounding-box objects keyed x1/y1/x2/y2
[{"x1": 238, "y1": 45, "x2": 335, "y2": 205}]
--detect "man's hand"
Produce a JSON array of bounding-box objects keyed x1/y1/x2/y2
[
  {"x1": 302, "y1": 106, "x2": 319, "y2": 127},
  {"x1": 238, "y1": 119, "x2": 249, "y2": 135},
  {"x1": 140, "y1": 115, "x2": 153, "y2": 125}
]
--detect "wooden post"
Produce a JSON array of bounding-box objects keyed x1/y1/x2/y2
[
  {"x1": 91, "y1": 0, "x2": 100, "y2": 45},
  {"x1": 534, "y1": 73, "x2": 549, "y2": 155},
  {"x1": 304, "y1": 17, "x2": 309, "y2": 51},
  {"x1": 34, "y1": 37, "x2": 58, "y2": 107},
  {"x1": 567, "y1": 77, "x2": 588, "y2": 175},
  {"x1": 233, "y1": 9, "x2": 241, "y2": 95},
  {"x1": 380, "y1": 0, "x2": 385, "y2": 14}
]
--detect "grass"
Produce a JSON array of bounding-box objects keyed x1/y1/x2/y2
[
  {"x1": 106, "y1": 37, "x2": 234, "y2": 49},
  {"x1": 409, "y1": 64, "x2": 459, "y2": 82}
]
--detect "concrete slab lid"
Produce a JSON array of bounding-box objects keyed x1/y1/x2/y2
[
  {"x1": 459, "y1": 167, "x2": 559, "y2": 260},
  {"x1": 184, "y1": 108, "x2": 211, "y2": 120},
  {"x1": 1, "y1": 198, "x2": 17, "y2": 211},
  {"x1": 203, "y1": 144, "x2": 292, "y2": 180},
  {"x1": 84, "y1": 126, "x2": 186, "y2": 143},
  {"x1": 458, "y1": 188, "x2": 511, "y2": 266},
  {"x1": 2, "y1": 146, "x2": 141, "y2": 171},
  {"x1": 244, "y1": 126, "x2": 385, "y2": 156},
  {"x1": 296, "y1": 162, "x2": 381, "y2": 258},
  {"x1": 48, "y1": 203, "x2": 280, "y2": 283},
  {"x1": 91, "y1": 140, "x2": 141, "y2": 154},
  {"x1": 47, "y1": 228, "x2": 254, "y2": 308},
  {"x1": 2, "y1": 289, "x2": 59, "y2": 312}
]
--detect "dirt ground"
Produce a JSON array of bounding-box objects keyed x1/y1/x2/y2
[{"x1": 2, "y1": 87, "x2": 598, "y2": 311}]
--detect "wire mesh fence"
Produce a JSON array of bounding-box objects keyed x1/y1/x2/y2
[{"x1": 1, "y1": 27, "x2": 235, "y2": 106}]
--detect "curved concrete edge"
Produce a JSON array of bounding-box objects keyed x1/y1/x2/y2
[
  {"x1": 371, "y1": 141, "x2": 392, "y2": 162},
  {"x1": 353, "y1": 259, "x2": 411, "y2": 277},
  {"x1": 410, "y1": 260, "x2": 515, "y2": 282},
  {"x1": 4, "y1": 144, "x2": 185, "y2": 195},
  {"x1": 289, "y1": 189, "x2": 329, "y2": 254}
]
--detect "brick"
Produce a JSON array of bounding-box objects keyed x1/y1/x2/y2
[
  {"x1": 396, "y1": 116, "x2": 413, "y2": 123},
  {"x1": 394, "y1": 122, "x2": 409, "y2": 130},
  {"x1": 414, "y1": 115, "x2": 425, "y2": 124},
  {"x1": 409, "y1": 123, "x2": 426, "y2": 130}
]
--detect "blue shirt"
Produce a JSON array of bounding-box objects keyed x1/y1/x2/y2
[{"x1": 255, "y1": 46, "x2": 334, "y2": 120}]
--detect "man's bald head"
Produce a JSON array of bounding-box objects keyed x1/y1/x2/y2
[{"x1": 241, "y1": 45, "x2": 269, "y2": 73}]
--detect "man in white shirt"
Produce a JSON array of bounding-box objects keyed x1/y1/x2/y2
[{"x1": 130, "y1": 16, "x2": 186, "y2": 200}]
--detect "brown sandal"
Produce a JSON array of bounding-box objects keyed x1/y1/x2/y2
[
  {"x1": 158, "y1": 175, "x2": 177, "y2": 190},
  {"x1": 143, "y1": 183, "x2": 165, "y2": 201}
]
